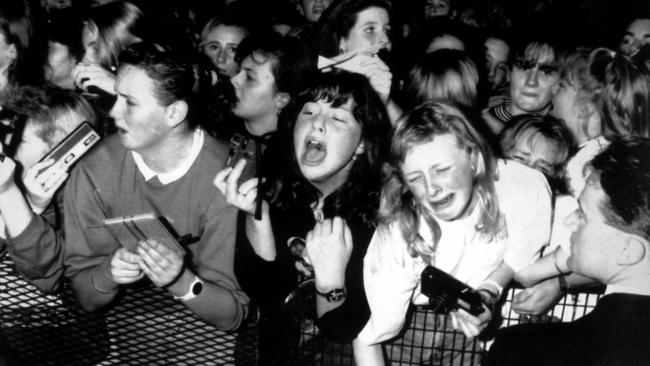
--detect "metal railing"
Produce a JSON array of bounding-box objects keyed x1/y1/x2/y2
[{"x1": 0, "y1": 253, "x2": 602, "y2": 365}]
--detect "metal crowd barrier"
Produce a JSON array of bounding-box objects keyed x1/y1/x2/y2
[
  {"x1": 296, "y1": 286, "x2": 603, "y2": 365},
  {"x1": 0, "y1": 251, "x2": 603, "y2": 366},
  {"x1": 0, "y1": 253, "x2": 258, "y2": 365}
]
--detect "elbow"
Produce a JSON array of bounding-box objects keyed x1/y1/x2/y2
[{"x1": 204, "y1": 300, "x2": 249, "y2": 332}]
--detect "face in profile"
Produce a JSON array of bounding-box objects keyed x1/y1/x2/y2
[
  {"x1": 485, "y1": 37, "x2": 509, "y2": 89},
  {"x1": 46, "y1": 41, "x2": 78, "y2": 90},
  {"x1": 401, "y1": 133, "x2": 477, "y2": 222},
  {"x1": 620, "y1": 18, "x2": 650, "y2": 56},
  {"x1": 293, "y1": 98, "x2": 363, "y2": 191},
  {"x1": 565, "y1": 171, "x2": 620, "y2": 281},
  {"x1": 201, "y1": 25, "x2": 247, "y2": 77},
  {"x1": 339, "y1": 6, "x2": 391, "y2": 55},
  {"x1": 110, "y1": 65, "x2": 171, "y2": 153},
  {"x1": 504, "y1": 129, "x2": 563, "y2": 177},
  {"x1": 14, "y1": 111, "x2": 86, "y2": 176},
  {"x1": 509, "y1": 47, "x2": 560, "y2": 115},
  {"x1": 230, "y1": 54, "x2": 279, "y2": 123},
  {"x1": 552, "y1": 79, "x2": 582, "y2": 136},
  {"x1": 81, "y1": 25, "x2": 100, "y2": 65},
  {"x1": 300, "y1": 0, "x2": 332, "y2": 23}
]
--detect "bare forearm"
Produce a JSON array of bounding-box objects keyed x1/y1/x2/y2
[
  {"x1": 353, "y1": 338, "x2": 385, "y2": 366},
  {"x1": 0, "y1": 184, "x2": 34, "y2": 238},
  {"x1": 245, "y1": 213, "x2": 276, "y2": 261}
]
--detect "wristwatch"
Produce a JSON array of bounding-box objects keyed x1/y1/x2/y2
[
  {"x1": 173, "y1": 276, "x2": 204, "y2": 301},
  {"x1": 316, "y1": 287, "x2": 347, "y2": 302}
]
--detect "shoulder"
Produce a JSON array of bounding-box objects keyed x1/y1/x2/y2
[
  {"x1": 496, "y1": 159, "x2": 550, "y2": 191},
  {"x1": 495, "y1": 159, "x2": 551, "y2": 208},
  {"x1": 200, "y1": 133, "x2": 230, "y2": 165},
  {"x1": 75, "y1": 134, "x2": 128, "y2": 173}
]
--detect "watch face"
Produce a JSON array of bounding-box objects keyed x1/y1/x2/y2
[
  {"x1": 327, "y1": 290, "x2": 345, "y2": 302},
  {"x1": 192, "y1": 281, "x2": 203, "y2": 296}
]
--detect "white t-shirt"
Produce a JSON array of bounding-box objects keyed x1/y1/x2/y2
[{"x1": 358, "y1": 160, "x2": 552, "y2": 345}]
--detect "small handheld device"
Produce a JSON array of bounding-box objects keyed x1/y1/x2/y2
[
  {"x1": 225, "y1": 133, "x2": 257, "y2": 183},
  {"x1": 420, "y1": 265, "x2": 485, "y2": 316},
  {"x1": 37, "y1": 121, "x2": 100, "y2": 178},
  {"x1": 0, "y1": 107, "x2": 27, "y2": 157}
]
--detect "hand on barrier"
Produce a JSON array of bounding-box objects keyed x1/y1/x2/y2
[
  {"x1": 512, "y1": 276, "x2": 564, "y2": 315},
  {"x1": 137, "y1": 239, "x2": 184, "y2": 288},
  {"x1": 111, "y1": 247, "x2": 144, "y2": 285}
]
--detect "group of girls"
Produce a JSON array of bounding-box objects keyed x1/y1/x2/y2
[{"x1": 1, "y1": 0, "x2": 650, "y2": 365}]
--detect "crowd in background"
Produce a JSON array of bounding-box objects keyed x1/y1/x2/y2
[{"x1": 0, "y1": 0, "x2": 650, "y2": 365}]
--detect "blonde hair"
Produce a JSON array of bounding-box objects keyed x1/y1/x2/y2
[{"x1": 380, "y1": 101, "x2": 503, "y2": 262}]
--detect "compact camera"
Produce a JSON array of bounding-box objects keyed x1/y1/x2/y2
[
  {"x1": 225, "y1": 133, "x2": 257, "y2": 183},
  {"x1": 0, "y1": 106, "x2": 26, "y2": 157},
  {"x1": 420, "y1": 265, "x2": 485, "y2": 316},
  {"x1": 36, "y1": 121, "x2": 101, "y2": 186}
]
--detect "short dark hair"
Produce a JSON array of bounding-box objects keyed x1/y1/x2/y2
[
  {"x1": 118, "y1": 43, "x2": 196, "y2": 125},
  {"x1": 235, "y1": 33, "x2": 314, "y2": 98},
  {"x1": 313, "y1": 0, "x2": 392, "y2": 58},
  {"x1": 591, "y1": 136, "x2": 650, "y2": 240},
  {"x1": 47, "y1": 8, "x2": 85, "y2": 61}
]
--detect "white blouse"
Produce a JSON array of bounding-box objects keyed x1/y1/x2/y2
[{"x1": 358, "y1": 160, "x2": 552, "y2": 345}]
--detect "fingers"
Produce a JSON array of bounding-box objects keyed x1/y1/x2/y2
[
  {"x1": 452, "y1": 310, "x2": 481, "y2": 339},
  {"x1": 137, "y1": 239, "x2": 183, "y2": 287},
  {"x1": 225, "y1": 159, "x2": 246, "y2": 201},
  {"x1": 342, "y1": 219, "x2": 353, "y2": 249},
  {"x1": 117, "y1": 247, "x2": 142, "y2": 265},
  {"x1": 111, "y1": 248, "x2": 143, "y2": 283},
  {"x1": 73, "y1": 63, "x2": 115, "y2": 92},
  {"x1": 213, "y1": 167, "x2": 231, "y2": 194},
  {"x1": 214, "y1": 161, "x2": 258, "y2": 214}
]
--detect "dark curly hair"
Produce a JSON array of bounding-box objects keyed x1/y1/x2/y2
[{"x1": 268, "y1": 70, "x2": 390, "y2": 224}]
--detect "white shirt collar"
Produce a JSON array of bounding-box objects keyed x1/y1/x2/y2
[
  {"x1": 605, "y1": 283, "x2": 650, "y2": 297},
  {"x1": 131, "y1": 128, "x2": 204, "y2": 185}
]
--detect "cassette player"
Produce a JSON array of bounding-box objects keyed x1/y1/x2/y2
[{"x1": 37, "y1": 121, "x2": 101, "y2": 179}]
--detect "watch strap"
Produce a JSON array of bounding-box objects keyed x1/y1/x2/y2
[
  {"x1": 316, "y1": 287, "x2": 347, "y2": 302},
  {"x1": 173, "y1": 276, "x2": 204, "y2": 301}
]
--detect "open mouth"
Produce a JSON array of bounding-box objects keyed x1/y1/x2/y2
[
  {"x1": 302, "y1": 139, "x2": 326, "y2": 164},
  {"x1": 430, "y1": 194, "x2": 454, "y2": 211}
]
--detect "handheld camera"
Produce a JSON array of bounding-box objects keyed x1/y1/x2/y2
[
  {"x1": 0, "y1": 106, "x2": 27, "y2": 157},
  {"x1": 36, "y1": 121, "x2": 100, "y2": 184},
  {"x1": 421, "y1": 265, "x2": 485, "y2": 316}
]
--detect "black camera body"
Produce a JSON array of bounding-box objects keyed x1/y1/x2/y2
[
  {"x1": 0, "y1": 106, "x2": 26, "y2": 157},
  {"x1": 420, "y1": 265, "x2": 485, "y2": 316},
  {"x1": 225, "y1": 133, "x2": 257, "y2": 183}
]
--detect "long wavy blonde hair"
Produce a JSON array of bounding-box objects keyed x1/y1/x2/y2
[{"x1": 379, "y1": 101, "x2": 504, "y2": 263}]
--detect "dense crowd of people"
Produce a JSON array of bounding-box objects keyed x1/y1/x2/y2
[{"x1": 0, "y1": 0, "x2": 650, "y2": 365}]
